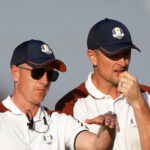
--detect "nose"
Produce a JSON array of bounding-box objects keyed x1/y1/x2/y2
[
  {"x1": 40, "y1": 72, "x2": 49, "y2": 85},
  {"x1": 118, "y1": 57, "x2": 128, "y2": 67}
]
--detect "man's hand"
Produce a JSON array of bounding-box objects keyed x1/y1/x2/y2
[
  {"x1": 84, "y1": 113, "x2": 119, "y2": 150},
  {"x1": 75, "y1": 113, "x2": 119, "y2": 150},
  {"x1": 118, "y1": 72, "x2": 150, "y2": 150},
  {"x1": 118, "y1": 71, "x2": 143, "y2": 107},
  {"x1": 85, "y1": 112, "x2": 120, "y2": 132}
]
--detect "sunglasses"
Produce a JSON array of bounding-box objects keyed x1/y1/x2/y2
[{"x1": 19, "y1": 66, "x2": 59, "y2": 82}]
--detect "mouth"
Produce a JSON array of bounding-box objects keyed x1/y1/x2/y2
[
  {"x1": 115, "y1": 70, "x2": 125, "y2": 73},
  {"x1": 115, "y1": 66, "x2": 128, "y2": 73},
  {"x1": 114, "y1": 68, "x2": 127, "y2": 76},
  {"x1": 36, "y1": 88, "x2": 47, "y2": 93}
]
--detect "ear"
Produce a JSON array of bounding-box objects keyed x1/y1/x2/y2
[
  {"x1": 11, "y1": 65, "x2": 20, "y2": 82},
  {"x1": 87, "y1": 49, "x2": 98, "y2": 66}
]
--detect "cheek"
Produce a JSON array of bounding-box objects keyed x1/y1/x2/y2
[
  {"x1": 46, "y1": 84, "x2": 51, "y2": 92},
  {"x1": 98, "y1": 59, "x2": 113, "y2": 71},
  {"x1": 19, "y1": 80, "x2": 32, "y2": 94},
  {"x1": 126, "y1": 59, "x2": 130, "y2": 65},
  {"x1": 18, "y1": 74, "x2": 33, "y2": 91}
]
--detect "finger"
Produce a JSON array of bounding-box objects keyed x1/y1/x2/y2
[
  {"x1": 119, "y1": 72, "x2": 138, "y2": 87},
  {"x1": 119, "y1": 72, "x2": 133, "y2": 87},
  {"x1": 118, "y1": 81, "x2": 127, "y2": 91},
  {"x1": 105, "y1": 112, "x2": 120, "y2": 132},
  {"x1": 104, "y1": 116, "x2": 115, "y2": 127},
  {"x1": 85, "y1": 116, "x2": 105, "y2": 125},
  {"x1": 119, "y1": 76, "x2": 131, "y2": 88},
  {"x1": 108, "y1": 118, "x2": 115, "y2": 129},
  {"x1": 118, "y1": 79, "x2": 131, "y2": 94},
  {"x1": 106, "y1": 117, "x2": 120, "y2": 132},
  {"x1": 115, "y1": 119, "x2": 120, "y2": 132},
  {"x1": 104, "y1": 115, "x2": 114, "y2": 127},
  {"x1": 119, "y1": 71, "x2": 133, "y2": 80}
]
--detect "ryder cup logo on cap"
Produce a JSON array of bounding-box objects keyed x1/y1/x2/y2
[
  {"x1": 41, "y1": 44, "x2": 52, "y2": 55},
  {"x1": 112, "y1": 27, "x2": 124, "y2": 39}
]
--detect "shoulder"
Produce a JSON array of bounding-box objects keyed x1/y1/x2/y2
[
  {"x1": 0, "y1": 102, "x2": 10, "y2": 113},
  {"x1": 46, "y1": 108, "x2": 78, "y2": 124},
  {"x1": 44, "y1": 106, "x2": 55, "y2": 115},
  {"x1": 55, "y1": 82, "x2": 89, "y2": 115},
  {"x1": 44, "y1": 106, "x2": 65, "y2": 117},
  {"x1": 60, "y1": 82, "x2": 89, "y2": 101},
  {"x1": 140, "y1": 84, "x2": 150, "y2": 94}
]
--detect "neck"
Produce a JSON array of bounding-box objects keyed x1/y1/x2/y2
[{"x1": 11, "y1": 93, "x2": 39, "y2": 117}]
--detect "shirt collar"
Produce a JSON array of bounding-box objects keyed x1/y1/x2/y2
[
  {"x1": 2, "y1": 96, "x2": 23, "y2": 115},
  {"x1": 85, "y1": 72, "x2": 125, "y2": 100},
  {"x1": 85, "y1": 72, "x2": 106, "y2": 99},
  {"x1": 2, "y1": 96, "x2": 48, "y2": 121},
  {"x1": 34, "y1": 106, "x2": 50, "y2": 122}
]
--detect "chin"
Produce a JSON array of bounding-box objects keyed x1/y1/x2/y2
[
  {"x1": 35, "y1": 95, "x2": 46, "y2": 103},
  {"x1": 111, "y1": 79, "x2": 119, "y2": 87}
]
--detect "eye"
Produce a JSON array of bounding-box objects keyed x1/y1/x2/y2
[
  {"x1": 124, "y1": 51, "x2": 131, "y2": 59},
  {"x1": 107, "y1": 54, "x2": 120, "y2": 61}
]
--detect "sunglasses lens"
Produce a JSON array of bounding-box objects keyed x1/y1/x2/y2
[
  {"x1": 47, "y1": 70, "x2": 59, "y2": 82},
  {"x1": 31, "y1": 68, "x2": 45, "y2": 80}
]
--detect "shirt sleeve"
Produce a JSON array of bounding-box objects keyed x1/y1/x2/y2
[
  {"x1": 53, "y1": 112, "x2": 88, "y2": 150},
  {"x1": 142, "y1": 92, "x2": 150, "y2": 108}
]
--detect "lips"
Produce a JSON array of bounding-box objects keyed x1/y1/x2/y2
[
  {"x1": 36, "y1": 88, "x2": 46, "y2": 93},
  {"x1": 115, "y1": 66, "x2": 128, "y2": 73},
  {"x1": 115, "y1": 70, "x2": 124, "y2": 73},
  {"x1": 114, "y1": 69, "x2": 126, "y2": 76}
]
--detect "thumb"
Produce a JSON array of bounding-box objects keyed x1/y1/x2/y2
[
  {"x1": 85, "y1": 119, "x2": 93, "y2": 124},
  {"x1": 85, "y1": 117, "x2": 104, "y2": 125}
]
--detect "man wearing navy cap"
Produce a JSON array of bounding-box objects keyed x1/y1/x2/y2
[
  {"x1": 0, "y1": 39, "x2": 119, "y2": 150},
  {"x1": 55, "y1": 18, "x2": 150, "y2": 150}
]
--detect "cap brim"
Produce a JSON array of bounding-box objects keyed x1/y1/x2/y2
[
  {"x1": 99, "y1": 42, "x2": 141, "y2": 56},
  {"x1": 26, "y1": 58, "x2": 66, "y2": 72}
]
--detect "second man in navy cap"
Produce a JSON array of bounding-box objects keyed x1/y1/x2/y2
[{"x1": 55, "y1": 18, "x2": 150, "y2": 150}]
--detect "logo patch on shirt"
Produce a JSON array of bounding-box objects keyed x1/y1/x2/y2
[
  {"x1": 43, "y1": 134, "x2": 55, "y2": 144},
  {"x1": 130, "y1": 118, "x2": 137, "y2": 127},
  {"x1": 112, "y1": 27, "x2": 124, "y2": 39},
  {"x1": 41, "y1": 44, "x2": 52, "y2": 55}
]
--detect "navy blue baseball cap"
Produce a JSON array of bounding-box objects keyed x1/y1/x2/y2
[
  {"x1": 10, "y1": 39, "x2": 66, "y2": 72},
  {"x1": 87, "y1": 18, "x2": 140, "y2": 56}
]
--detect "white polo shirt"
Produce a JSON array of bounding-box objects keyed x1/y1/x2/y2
[
  {"x1": 0, "y1": 96, "x2": 87, "y2": 150},
  {"x1": 73, "y1": 72, "x2": 150, "y2": 150}
]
